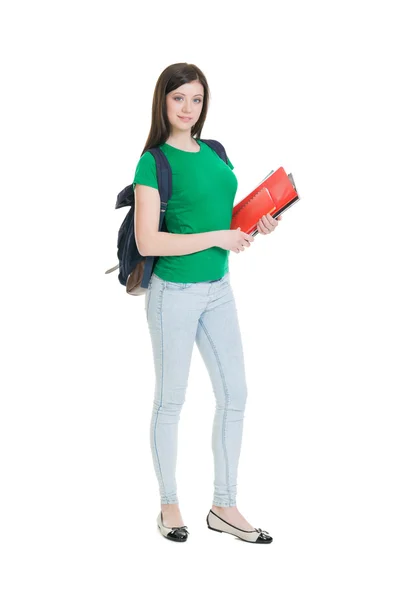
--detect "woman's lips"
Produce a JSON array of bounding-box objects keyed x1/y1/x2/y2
[{"x1": 178, "y1": 116, "x2": 192, "y2": 122}]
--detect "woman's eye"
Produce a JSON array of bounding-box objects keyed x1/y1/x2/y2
[{"x1": 174, "y1": 97, "x2": 201, "y2": 103}]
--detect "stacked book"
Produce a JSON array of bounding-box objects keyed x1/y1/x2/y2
[{"x1": 231, "y1": 167, "x2": 300, "y2": 236}]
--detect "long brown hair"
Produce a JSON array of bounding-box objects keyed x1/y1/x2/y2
[{"x1": 140, "y1": 62, "x2": 210, "y2": 156}]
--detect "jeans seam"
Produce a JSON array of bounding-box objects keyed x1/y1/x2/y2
[
  {"x1": 153, "y1": 281, "x2": 167, "y2": 500},
  {"x1": 145, "y1": 288, "x2": 152, "y2": 321},
  {"x1": 198, "y1": 317, "x2": 232, "y2": 505}
]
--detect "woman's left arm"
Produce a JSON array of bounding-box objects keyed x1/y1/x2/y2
[{"x1": 256, "y1": 214, "x2": 282, "y2": 235}]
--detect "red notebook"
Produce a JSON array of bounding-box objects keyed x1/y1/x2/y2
[{"x1": 231, "y1": 167, "x2": 299, "y2": 236}]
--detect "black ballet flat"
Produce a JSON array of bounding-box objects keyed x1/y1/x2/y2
[{"x1": 157, "y1": 511, "x2": 189, "y2": 542}]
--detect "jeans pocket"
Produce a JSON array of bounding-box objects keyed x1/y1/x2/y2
[{"x1": 165, "y1": 281, "x2": 194, "y2": 290}]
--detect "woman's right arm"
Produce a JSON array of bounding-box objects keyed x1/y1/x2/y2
[{"x1": 134, "y1": 184, "x2": 222, "y2": 257}]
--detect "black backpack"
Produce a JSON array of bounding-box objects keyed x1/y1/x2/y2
[{"x1": 105, "y1": 139, "x2": 229, "y2": 295}]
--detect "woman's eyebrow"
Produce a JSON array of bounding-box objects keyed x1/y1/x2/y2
[{"x1": 172, "y1": 92, "x2": 204, "y2": 97}]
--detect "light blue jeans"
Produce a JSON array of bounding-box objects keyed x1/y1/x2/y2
[{"x1": 145, "y1": 271, "x2": 248, "y2": 507}]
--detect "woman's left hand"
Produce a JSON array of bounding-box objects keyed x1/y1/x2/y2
[{"x1": 256, "y1": 213, "x2": 282, "y2": 235}]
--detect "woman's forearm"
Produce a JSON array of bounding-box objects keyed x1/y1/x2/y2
[{"x1": 141, "y1": 230, "x2": 221, "y2": 257}]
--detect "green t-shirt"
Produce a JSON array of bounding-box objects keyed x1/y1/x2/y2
[{"x1": 132, "y1": 139, "x2": 238, "y2": 283}]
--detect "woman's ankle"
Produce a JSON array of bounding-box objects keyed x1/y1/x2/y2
[
  {"x1": 161, "y1": 502, "x2": 180, "y2": 511},
  {"x1": 212, "y1": 504, "x2": 238, "y2": 512}
]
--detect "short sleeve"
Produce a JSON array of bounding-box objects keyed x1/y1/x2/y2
[
  {"x1": 227, "y1": 156, "x2": 234, "y2": 170},
  {"x1": 132, "y1": 151, "x2": 158, "y2": 191}
]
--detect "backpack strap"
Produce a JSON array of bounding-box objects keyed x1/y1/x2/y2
[
  {"x1": 199, "y1": 139, "x2": 228, "y2": 164},
  {"x1": 140, "y1": 147, "x2": 173, "y2": 288},
  {"x1": 148, "y1": 147, "x2": 172, "y2": 215}
]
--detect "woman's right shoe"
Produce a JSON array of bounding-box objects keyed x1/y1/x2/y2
[
  {"x1": 157, "y1": 511, "x2": 189, "y2": 542},
  {"x1": 206, "y1": 509, "x2": 273, "y2": 544}
]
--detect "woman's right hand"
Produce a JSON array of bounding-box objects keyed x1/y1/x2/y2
[{"x1": 217, "y1": 227, "x2": 255, "y2": 253}]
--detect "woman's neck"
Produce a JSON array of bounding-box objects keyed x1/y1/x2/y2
[{"x1": 165, "y1": 133, "x2": 198, "y2": 152}]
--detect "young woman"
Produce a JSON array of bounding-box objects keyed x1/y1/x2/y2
[{"x1": 133, "y1": 63, "x2": 281, "y2": 543}]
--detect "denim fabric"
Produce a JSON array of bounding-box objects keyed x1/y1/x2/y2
[{"x1": 144, "y1": 271, "x2": 248, "y2": 507}]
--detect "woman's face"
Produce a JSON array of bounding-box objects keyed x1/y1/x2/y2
[{"x1": 165, "y1": 81, "x2": 204, "y2": 132}]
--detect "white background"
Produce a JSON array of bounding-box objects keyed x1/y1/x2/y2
[{"x1": 1, "y1": 0, "x2": 399, "y2": 598}]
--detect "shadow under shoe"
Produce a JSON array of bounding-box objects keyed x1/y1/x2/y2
[
  {"x1": 157, "y1": 511, "x2": 189, "y2": 542},
  {"x1": 206, "y1": 509, "x2": 273, "y2": 544}
]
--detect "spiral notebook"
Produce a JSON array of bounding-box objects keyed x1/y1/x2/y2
[{"x1": 231, "y1": 167, "x2": 300, "y2": 236}]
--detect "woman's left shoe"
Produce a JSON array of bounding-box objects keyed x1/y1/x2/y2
[
  {"x1": 157, "y1": 511, "x2": 190, "y2": 542},
  {"x1": 206, "y1": 509, "x2": 273, "y2": 544}
]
